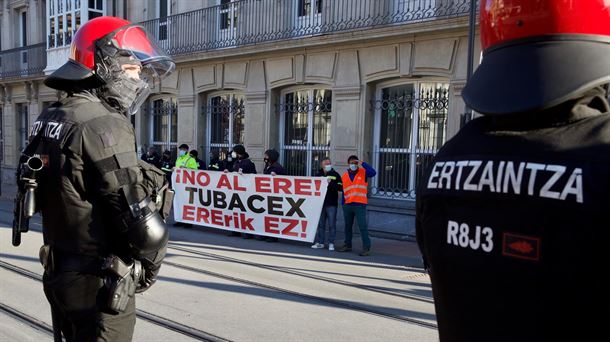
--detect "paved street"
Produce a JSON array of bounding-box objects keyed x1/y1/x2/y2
[{"x1": 0, "y1": 198, "x2": 438, "y2": 342}]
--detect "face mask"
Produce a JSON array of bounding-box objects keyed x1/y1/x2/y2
[
  {"x1": 231, "y1": 152, "x2": 237, "y2": 159},
  {"x1": 324, "y1": 165, "x2": 332, "y2": 172},
  {"x1": 227, "y1": 156, "x2": 233, "y2": 162},
  {"x1": 349, "y1": 164, "x2": 358, "y2": 171},
  {"x1": 179, "y1": 150, "x2": 186, "y2": 157},
  {"x1": 100, "y1": 66, "x2": 148, "y2": 115},
  {"x1": 264, "y1": 158, "x2": 270, "y2": 164}
]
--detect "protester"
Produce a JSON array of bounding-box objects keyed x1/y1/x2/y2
[
  {"x1": 141, "y1": 146, "x2": 161, "y2": 168},
  {"x1": 225, "y1": 145, "x2": 256, "y2": 237},
  {"x1": 311, "y1": 158, "x2": 342, "y2": 251},
  {"x1": 160, "y1": 150, "x2": 174, "y2": 187},
  {"x1": 262, "y1": 149, "x2": 285, "y2": 242},
  {"x1": 209, "y1": 151, "x2": 222, "y2": 171},
  {"x1": 190, "y1": 149, "x2": 206, "y2": 170},
  {"x1": 222, "y1": 150, "x2": 236, "y2": 173},
  {"x1": 337, "y1": 156, "x2": 376, "y2": 256},
  {"x1": 175, "y1": 143, "x2": 198, "y2": 170}
]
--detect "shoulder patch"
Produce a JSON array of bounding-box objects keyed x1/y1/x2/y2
[{"x1": 100, "y1": 131, "x2": 117, "y2": 148}]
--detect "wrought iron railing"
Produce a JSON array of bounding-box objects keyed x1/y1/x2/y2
[
  {"x1": 140, "y1": 0, "x2": 470, "y2": 55},
  {"x1": 149, "y1": 100, "x2": 178, "y2": 156},
  {"x1": 370, "y1": 85, "x2": 449, "y2": 199},
  {"x1": 0, "y1": 43, "x2": 47, "y2": 79},
  {"x1": 201, "y1": 94, "x2": 246, "y2": 164},
  {"x1": 278, "y1": 92, "x2": 332, "y2": 177}
]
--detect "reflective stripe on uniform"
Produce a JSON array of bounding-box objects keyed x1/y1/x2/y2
[{"x1": 343, "y1": 184, "x2": 368, "y2": 192}]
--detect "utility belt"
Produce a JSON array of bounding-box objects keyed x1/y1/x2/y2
[{"x1": 39, "y1": 245, "x2": 142, "y2": 313}]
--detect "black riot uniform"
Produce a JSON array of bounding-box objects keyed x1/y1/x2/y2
[
  {"x1": 416, "y1": 88, "x2": 610, "y2": 341},
  {"x1": 31, "y1": 93, "x2": 166, "y2": 340},
  {"x1": 415, "y1": 1, "x2": 610, "y2": 341},
  {"x1": 17, "y1": 16, "x2": 175, "y2": 342}
]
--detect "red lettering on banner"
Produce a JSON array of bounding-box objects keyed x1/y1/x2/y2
[
  {"x1": 233, "y1": 175, "x2": 247, "y2": 191},
  {"x1": 240, "y1": 213, "x2": 255, "y2": 231},
  {"x1": 255, "y1": 177, "x2": 272, "y2": 193},
  {"x1": 224, "y1": 214, "x2": 233, "y2": 227},
  {"x1": 273, "y1": 177, "x2": 292, "y2": 194},
  {"x1": 264, "y1": 216, "x2": 306, "y2": 237},
  {"x1": 264, "y1": 216, "x2": 280, "y2": 234},
  {"x1": 182, "y1": 205, "x2": 195, "y2": 220},
  {"x1": 217, "y1": 174, "x2": 232, "y2": 189},
  {"x1": 294, "y1": 179, "x2": 312, "y2": 196},
  {"x1": 211, "y1": 209, "x2": 224, "y2": 226},
  {"x1": 300, "y1": 220, "x2": 307, "y2": 238},
  {"x1": 313, "y1": 180, "x2": 321, "y2": 197},
  {"x1": 175, "y1": 169, "x2": 181, "y2": 183},
  {"x1": 197, "y1": 172, "x2": 211, "y2": 186},
  {"x1": 196, "y1": 207, "x2": 210, "y2": 224},
  {"x1": 182, "y1": 170, "x2": 196, "y2": 185},
  {"x1": 281, "y1": 218, "x2": 299, "y2": 237}
]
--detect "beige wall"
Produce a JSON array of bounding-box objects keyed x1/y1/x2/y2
[{"x1": 145, "y1": 29, "x2": 478, "y2": 172}]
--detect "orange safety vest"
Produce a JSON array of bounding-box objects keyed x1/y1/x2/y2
[{"x1": 342, "y1": 168, "x2": 368, "y2": 205}]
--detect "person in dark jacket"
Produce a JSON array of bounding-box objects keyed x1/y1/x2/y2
[
  {"x1": 222, "y1": 150, "x2": 236, "y2": 173},
  {"x1": 189, "y1": 150, "x2": 206, "y2": 170},
  {"x1": 24, "y1": 16, "x2": 174, "y2": 341},
  {"x1": 311, "y1": 157, "x2": 342, "y2": 251},
  {"x1": 209, "y1": 151, "x2": 222, "y2": 171},
  {"x1": 141, "y1": 146, "x2": 161, "y2": 168},
  {"x1": 225, "y1": 145, "x2": 256, "y2": 238},
  {"x1": 160, "y1": 150, "x2": 174, "y2": 186},
  {"x1": 417, "y1": 1, "x2": 610, "y2": 341},
  {"x1": 263, "y1": 149, "x2": 286, "y2": 176},
  {"x1": 261, "y1": 149, "x2": 285, "y2": 242},
  {"x1": 230, "y1": 144, "x2": 257, "y2": 174}
]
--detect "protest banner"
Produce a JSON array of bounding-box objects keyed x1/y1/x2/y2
[{"x1": 172, "y1": 169, "x2": 328, "y2": 242}]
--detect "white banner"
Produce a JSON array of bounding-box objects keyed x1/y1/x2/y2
[{"x1": 173, "y1": 169, "x2": 328, "y2": 242}]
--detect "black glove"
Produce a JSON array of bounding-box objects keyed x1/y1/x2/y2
[{"x1": 135, "y1": 243, "x2": 167, "y2": 293}]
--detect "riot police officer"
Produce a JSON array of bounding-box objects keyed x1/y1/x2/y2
[
  {"x1": 416, "y1": 1, "x2": 610, "y2": 341},
  {"x1": 23, "y1": 17, "x2": 175, "y2": 341}
]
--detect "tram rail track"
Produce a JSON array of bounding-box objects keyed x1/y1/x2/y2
[
  {"x1": 0, "y1": 260, "x2": 231, "y2": 342},
  {"x1": 0, "y1": 213, "x2": 437, "y2": 330},
  {"x1": 0, "y1": 302, "x2": 55, "y2": 337},
  {"x1": 168, "y1": 243, "x2": 433, "y2": 304}
]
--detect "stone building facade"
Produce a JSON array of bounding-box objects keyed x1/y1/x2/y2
[{"x1": 1, "y1": 0, "x2": 480, "y2": 238}]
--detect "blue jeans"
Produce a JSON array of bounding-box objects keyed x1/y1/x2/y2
[
  {"x1": 316, "y1": 206, "x2": 337, "y2": 244},
  {"x1": 343, "y1": 205, "x2": 371, "y2": 250}
]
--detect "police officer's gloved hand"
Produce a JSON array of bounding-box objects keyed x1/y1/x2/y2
[{"x1": 135, "y1": 244, "x2": 166, "y2": 293}]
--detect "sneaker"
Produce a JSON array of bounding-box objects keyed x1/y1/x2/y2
[
  {"x1": 336, "y1": 245, "x2": 352, "y2": 252},
  {"x1": 359, "y1": 249, "x2": 371, "y2": 256},
  {"x1": 328, "y1": 243, "x2": 335, "y2": 251},
  {"x1": 311, "y1": 243, "x2": 325, "y2": 249}
]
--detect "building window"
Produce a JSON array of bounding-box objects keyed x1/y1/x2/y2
[
  {"x1": 157, "y1": 0, "x2": 171, "y2": 42},
  {"x1": 371, "y1": 81, "x2": 449, "y2": 199},
  {"x1": 204, "y1": 93, "x2": 245, "y2": 163},
  {"x1": 16, "y1": 104, "x2": 29, "y2": 152},
  {"x1": 149, "y1": 98, "x2": 178, "y2": 155},
  {"x1": 47, "y1": 0, "x2": 93, "y2": 49},
  {"x1": 218, "y1": 0, "x2": 238, "y2": 43},
  {"x1": 279, "y1": 87, "x2": 332, "y2": 176},
  {"x1": 298, "y1": 0, "x2": 322, "y2": 17}
]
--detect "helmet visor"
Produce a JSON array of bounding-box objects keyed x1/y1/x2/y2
[{"x1": 97, "y1": 24, "x2": 175, "y2": 85}]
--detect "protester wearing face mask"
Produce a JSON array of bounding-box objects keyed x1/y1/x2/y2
[
  {"x1": 175, "y1": 144, "x2": 198, "y2": 170},
  {"x1": 260, "y1": 149, "x2": 286, "y2": 242},
  {"x1": 226, "y1": 144, "x2": 257, "y2": 175},
  {"x1": 337, "y1": 155, "x2": 376, "y2": 256},
  {"x1": 174, "y1": 144, "x2": 196, "y2": 228},
  {"x1": 263, "y1": 149, "x2": 285, "y2": 176},
  {"x1": 225, "y1": 145, "x2": 256, "y2": 238},
  {"x1": 221, "y1": 150, "x2": 236, "y2": 172},
  {"x1": 311, "y1": 158, "x2": 343, "y2": 251}
]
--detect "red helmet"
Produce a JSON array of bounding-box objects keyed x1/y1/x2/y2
[
  {"x1": 462, "y1": 0, "x2": 610, "y2": 115},
  {"x1": 45, "y1": 16, "x2": 174, "y2": 91}
]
